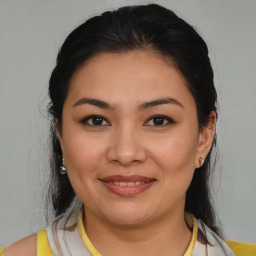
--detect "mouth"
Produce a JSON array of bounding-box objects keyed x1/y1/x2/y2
[{"x1": 99, "y1": 175, "x2": 157, "y2": 196}]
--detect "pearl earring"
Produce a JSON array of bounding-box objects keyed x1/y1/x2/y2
[{"x1": 60, "y1": 158, "x2": 67, "y2": 175}]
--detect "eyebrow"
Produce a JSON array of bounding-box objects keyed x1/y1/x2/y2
[{"x1": 73, "y1": 97, "x2": 184, "y2": 111}]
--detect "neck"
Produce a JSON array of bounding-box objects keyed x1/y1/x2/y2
[{"x1": 83, "y1": 207, "x2": 192, "y2": 256}]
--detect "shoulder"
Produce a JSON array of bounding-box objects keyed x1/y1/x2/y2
[
  {"x1": 226, "y1": 240, "x2": 256, "y2": 256},
  {"x1": 1, "y1": 234, "x2": 37, "y2": 256}
]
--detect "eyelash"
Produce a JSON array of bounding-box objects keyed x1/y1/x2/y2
[{"x1": 80, "y1": 114, "x2": 175, "y2": 127}]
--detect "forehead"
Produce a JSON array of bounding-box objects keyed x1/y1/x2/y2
[{"x1": 67, "y1": 50, "x2": 195, "y2": 109}]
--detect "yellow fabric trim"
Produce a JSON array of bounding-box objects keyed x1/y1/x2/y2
[
  {"x1": 226, "y1": 240, "x2": 256, "y2": 256},
  {"x1": 184, "y1": 214, "x2": 198, "y2": 256},
  {"x1": 0, "y1": 248, "x2": 6, "y2": 255},
  {"x1": 77, "y1": 209, "x2": 198, "y2": 256},
  {"x1": 37, "y1": 229, "x2": 55, "y2": 256},
  {"x1": 78, "y1": 210, "x2": 102, "y2": 256}
]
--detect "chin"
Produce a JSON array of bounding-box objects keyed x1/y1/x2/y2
[{"x1": 103, "y1": 204, "x2": 151, "y2": 226}]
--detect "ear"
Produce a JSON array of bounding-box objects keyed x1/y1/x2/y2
[
  {"x1": 195, "y1": 111, "x2": 217, "y2": 168},
  {"x1": 55, "y1": 118, "x2": 64, "y2": 154}
]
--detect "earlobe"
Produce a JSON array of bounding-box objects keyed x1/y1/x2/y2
[{"x1": 195, "y1": 111, "x2": 217, "y2": 168}]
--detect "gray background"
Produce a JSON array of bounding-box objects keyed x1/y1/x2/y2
[{"x1": 0, "y1": 0, "x2": 255, "y2": 247}]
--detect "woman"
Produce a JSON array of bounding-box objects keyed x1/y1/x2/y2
[{"x1": 1, "y1": 4, "x2": 255, "y2": 256}]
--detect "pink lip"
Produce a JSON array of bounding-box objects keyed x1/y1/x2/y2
[{"x1": 99, "y1": 175, "x2": 156, "y2": 197}]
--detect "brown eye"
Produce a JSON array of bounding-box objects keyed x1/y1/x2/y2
[
  {"x1": 92, "y1": 117, "x2": 104, "y2": 125},
  {"x1": 145, "y1": 115, "x2": 175, "y2": 126},
  {"x1": 81, "y1": 115, "x2": 110, "y2": 126},
  {"x1": 152, "y1": 116, "x2": 165, "y2": 125}
]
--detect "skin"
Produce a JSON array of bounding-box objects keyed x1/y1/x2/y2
[
  {"x1": 3, "y1": 50, "x2": 216, "y2": 256},
  {"x1": 2, "y1": 234, "x2": 36, "y2": 256}
]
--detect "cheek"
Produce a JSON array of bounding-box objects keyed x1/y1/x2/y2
[
  {"x1": 151, "y1": 129, "x2": 198, "y2": 191},
  {"x1": 62, "y1": 131, "x2": 105, "y2": 178},
  {"x1": 153, "y1": 132, "x2": 198, "y2": 170},
  {"x1": 62, "y1": 132, "x2": 107, "y2": 206}
]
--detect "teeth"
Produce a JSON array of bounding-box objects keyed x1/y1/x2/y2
[{"x1": 110, "y1": 181, "x2": 146, "y2": 186}]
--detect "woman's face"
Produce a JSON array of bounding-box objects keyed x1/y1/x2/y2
[{"x1": 58, "y1": 50, "x2": 215, "y2": 226}]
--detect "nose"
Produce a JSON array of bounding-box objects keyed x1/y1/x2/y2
[{"x1": 106, "y1": 125, "x2": 147, "y2": 167}]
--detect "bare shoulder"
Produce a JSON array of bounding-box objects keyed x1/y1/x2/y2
[{"x1": 3, "y1": 234, "x2": 37, "y2": 256}]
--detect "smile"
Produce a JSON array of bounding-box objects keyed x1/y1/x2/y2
[
  {"x1": 99, "y1": 175, "x2": 156, "y2": 196},
  {"x1": 106, "y1": 181, "x2": 146, "y2": 186}
]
